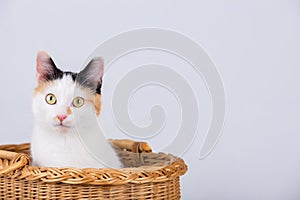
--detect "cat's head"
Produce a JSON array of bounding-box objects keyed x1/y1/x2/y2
[{"x1": 33, "y1": 51, "x2": 103, "y2": 133}]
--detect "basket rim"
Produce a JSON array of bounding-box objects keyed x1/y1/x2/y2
[{"x1": 0, "y1": 142, "x2": 188, "y2": 186}]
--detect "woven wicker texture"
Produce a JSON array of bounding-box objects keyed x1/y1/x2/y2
[{"x1": 0, "y1": 140, "x2": 187, "y2": 199}]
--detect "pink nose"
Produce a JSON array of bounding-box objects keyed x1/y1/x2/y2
[{"x1": 57, "y1": 115, "x2": 67, "y2": 122}]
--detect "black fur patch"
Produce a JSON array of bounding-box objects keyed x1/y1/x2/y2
[
  {"x1": 46, "y1": 58, "x2": 102, "y2": 94},
  {"x1": 64, "y1": 71, "x2": 77, "y2": 82},
  {"x1": 96, "y1": 83, "x2": 102, "y2": 94},
  {"x1": 63, "y1": 72, "x2": 102, "y2": 94}
]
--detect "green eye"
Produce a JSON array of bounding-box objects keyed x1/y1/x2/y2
[
  {"x1": 45, "y1": 93, "x2": 57, "y2": 105},
  {"x1": 72, "y1": 97, "x2": 84, "y2": 108}
]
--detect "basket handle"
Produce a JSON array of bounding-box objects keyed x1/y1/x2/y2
[
  {"x1": 109, "y1": 139, "x2": 152, "y2": 153},
  {"x1": 0, "y1": 150, "x2": 29, "y2": 175}
]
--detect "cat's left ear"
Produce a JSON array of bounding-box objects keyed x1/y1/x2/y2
[{"x1": 77, "y1": 57, "x2": 104, "y2": 94}]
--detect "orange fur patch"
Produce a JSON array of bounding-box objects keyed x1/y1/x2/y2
[
  {"x1": 33, "y1": 82, "x2": 49, "y2": 96},
  {"x1": 84, "y1": 93, "x2": 101, "y2": 116},
  {"x1": 94, "y1": 94, "x2": 101, "y2": 116},
  {"x1": 78, "y1": 84, "x2": 101, "y2": 116},
  {"x1": 66, "y1": 106, "x2": 72, "y2": 115},
  {"x1": 53, "y1": 116, "x2": 59, "y2": 123}
]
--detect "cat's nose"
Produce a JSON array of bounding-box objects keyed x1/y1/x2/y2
[{"x1": 57, "y1": 115, "x2": 67, "y2": 122}]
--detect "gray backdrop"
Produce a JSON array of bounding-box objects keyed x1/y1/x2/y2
[{"x1": 1, "y1": 1, "x2": 300, "y2": 199}]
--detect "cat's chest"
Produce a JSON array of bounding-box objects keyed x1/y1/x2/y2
[{"x1": 31, "y1": 126, "x2": 98, "y2": 167}]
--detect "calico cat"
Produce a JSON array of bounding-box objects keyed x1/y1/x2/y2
[{"x1": 31, "y1": 51, "x2": 121, "y2": 168}]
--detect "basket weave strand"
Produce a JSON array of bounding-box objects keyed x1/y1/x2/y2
[{"x1": 0, "y1": 140, "x2": 187, "y2": 199}]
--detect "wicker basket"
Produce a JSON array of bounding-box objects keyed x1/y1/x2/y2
[{"x1": 0, "y1": 139, "x2": 187, "y2": 199}]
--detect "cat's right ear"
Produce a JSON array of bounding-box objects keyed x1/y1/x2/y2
[{"x1": 36, "y1": 51, "x2": 62, "y2": 83}]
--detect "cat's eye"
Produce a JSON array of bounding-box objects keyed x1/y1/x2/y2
[
  {"x1": 45, "y1": 93, "x2": 57, "y2": 105},
  {"x1": 72, "y1": 97, "x2": 84, "y2": 108}
]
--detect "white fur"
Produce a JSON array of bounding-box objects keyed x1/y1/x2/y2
[{"x1": 31, "y1": 75, "x2": 121, "y2": 168}]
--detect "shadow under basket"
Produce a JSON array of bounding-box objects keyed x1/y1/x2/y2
[{"x1": 0, "y1": 139, "x2": 187, "y2": 200}]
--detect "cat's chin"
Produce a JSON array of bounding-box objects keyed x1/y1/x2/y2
[{"x1": 53, "y1": 124, "x2": 73, "y2": 133}]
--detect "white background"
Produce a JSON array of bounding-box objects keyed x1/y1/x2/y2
[{"x1": 1, "y1": 1, "x2": 300, "y2": 199}]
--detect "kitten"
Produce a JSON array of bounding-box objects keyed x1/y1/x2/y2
[{"x1": 31, "y1": 51, "x2": 121, "y2": 168}]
